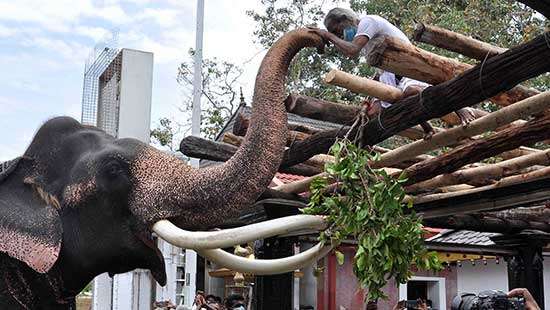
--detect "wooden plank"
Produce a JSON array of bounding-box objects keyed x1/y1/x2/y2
[{"x1": 415, "y1": 177, "x2": 550, "y2": 219}]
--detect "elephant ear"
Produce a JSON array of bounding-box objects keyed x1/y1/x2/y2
[{"x1": 0, "y1": 157, "x2": 62, "y2": 273}]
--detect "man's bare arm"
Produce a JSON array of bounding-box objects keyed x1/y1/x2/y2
[{"x1": 308, "y1": 28, "x2": 369, "y2": 58}]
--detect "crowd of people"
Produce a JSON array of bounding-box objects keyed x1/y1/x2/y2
[
  {"x1": 191, "y1": 292, "x2": 247, "y2": 310},
  {"x1": 151, "y1": 292, "x2": 247, "y2": 310}
]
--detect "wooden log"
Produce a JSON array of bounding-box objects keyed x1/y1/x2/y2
[
  {"x1": 405, "y1": 149, "x2": 550, "y2": 192},
  {"x1": 410, "y1": 167, "x2": 550, "y2": 205},
  {"x1": 286, "y1": 93, "x2": 479, "y2": 129},
  {"x1": 223, "y1": 132, "x2": 334, "y2": 170},
  {"x1": 377, "y1": 91, "x2": 550, "y2": 168},
  {"x1": 233, "y1": 112, "x2": 321, "y2": 137},
  {"x1": 226, "y1": 128, "x2": 307, "y2": 147},
  {"x1": 413, "y1": 22, "x2": 507, "y2": 60},
  {"x1": 222, "y1": 132, "x2": 245, "y2": 147},
  {"x1": 282, "y1": 32, "x2": 550, "y2": 167},
  {"x1": 424, "y1": 214, "x2": 550, "y2": 234},
  {"x1": 233, "y1": 107, "x2": 437, "y2": 167},
  {"x1": 365, "y1": 35, "x2": 539, "y2": 107},
  {"x1": 179, "y1": 136, "x2": 321, "y2": 176},
  {"x1": 285, "y1": 93, "x2": 445, "y2": 140},
  {"x1": 400, "y1": 114, "x2": 550, "y2": 186},
  {"x1": 486, "y1": 206, "x2": 550, "y2": 223},
  {"x1": 324, "y1": 69, "x2": 403, "y2": 102},
  {"x1": 500, "y1": 146, "x2": 540, "y2": 160}
]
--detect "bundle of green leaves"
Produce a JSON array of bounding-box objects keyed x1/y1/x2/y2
[{"x1": 303, "y1": 140, "x2": 441, "y2": 301}]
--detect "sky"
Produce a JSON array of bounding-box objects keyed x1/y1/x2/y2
[{"x1": 0, "y1": 0, "x2": 273, "y2": 161}]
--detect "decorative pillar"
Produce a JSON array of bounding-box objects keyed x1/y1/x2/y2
[
  {"x1": 254, "y1": 237, "x2": 294, "y2": 310},
  {"x1": 493, "y1": 231, "x2": 550, "y2": 308}
]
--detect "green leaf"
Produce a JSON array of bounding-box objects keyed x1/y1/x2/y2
[{"x1": 335, "y1": 250, "x2": 345, "y2": 265}]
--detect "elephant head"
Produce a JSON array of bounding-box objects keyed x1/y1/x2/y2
[{"x1": 0, "y1": 29, "x2": 326, "y2": 308}]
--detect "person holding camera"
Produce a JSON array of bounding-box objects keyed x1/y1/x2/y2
[{"x1": 508, "y1": 288, "x2": 540, "y2": 310}]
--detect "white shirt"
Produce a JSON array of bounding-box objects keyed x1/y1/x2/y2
[
  {"x1": 355, "y1": 15, "x2": 410, "y2": 45},
  {"x1": 354, "y1": 15, "x2": 428, "y2": 107}
]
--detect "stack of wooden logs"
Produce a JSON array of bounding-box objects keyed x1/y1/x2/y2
[{"x1": 180, "y1": 24, "x2": 550, "y2": 234}]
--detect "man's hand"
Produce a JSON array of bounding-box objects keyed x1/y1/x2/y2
[
  {"x1": 508, "y1": 288, "x2": 540, "y2": 310},
  {"x1": 307, "y1": 26, "x2": 330, "y2": 42},
  {"x1": 392, "y1": 300, "x2": 406, "y2": 310},
  {"x1": 455, "y1": 107, "x2": 476, "y2": 125}
]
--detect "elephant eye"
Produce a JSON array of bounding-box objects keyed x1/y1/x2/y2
[{"x1": 104, "y1": 162, "x2": 123, "y2": 178}]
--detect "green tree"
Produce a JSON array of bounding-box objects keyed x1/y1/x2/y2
[
  {"x1": 150, "y1": 117, "x2": 177, "y2": 151},
  {"x1": 247, "y1": 0, "x2": 549, "y2": 102},
  {"x1": 247, "y1": 0, "x2": 374, "y2": 103},
  {"x1": 177, "y1": 49, "x2": 244, "y2": 140}
]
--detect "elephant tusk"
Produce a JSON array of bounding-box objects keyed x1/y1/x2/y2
[
  {"x1": 152, "y1": 215, "x2": 327, "y2": 250},
  {"x1": 196, "y1": 242, "x2": 333, "y2": 275}
]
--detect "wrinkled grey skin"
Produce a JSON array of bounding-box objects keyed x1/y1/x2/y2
[{"x1": 0, "y1": 29, "x2": 325, "y2": 309}]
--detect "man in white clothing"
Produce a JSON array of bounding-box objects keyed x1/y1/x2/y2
[{"x1": 309, "y1": 8, "x2": 476, "y2": 139}]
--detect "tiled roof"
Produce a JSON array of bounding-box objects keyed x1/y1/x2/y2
[
  {"x1": 275, "y1": 172, "x2": 306, "y2": 184},
  {"x1": 240, "y1": 105, "x2": 346, "y2": 131},
  {"x1": 427, "y1": 229, "x2": 501, "y2": 246}
]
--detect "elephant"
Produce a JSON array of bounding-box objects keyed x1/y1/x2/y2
[{"x1": 0, "y1": 29, "x2": 327, "y2": 309}]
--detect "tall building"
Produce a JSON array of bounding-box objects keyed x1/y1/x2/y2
[
  {"x1": 81, "y1": 33, "x2": 153, "y2": 143},
  {"x1": 82, "y1": 32, "x2": 183, "y2": 310}
]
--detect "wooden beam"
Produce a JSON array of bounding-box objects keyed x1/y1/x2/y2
[
  {"x1": 223, "y1": 132, "x2": 334, "y2": 170},
  {"x1": 282, "y1": 32, "x2": 550, "y2": 167},
  {"x1": 414, "y1": 175, "x2": 550, "y2": 218},
  {"x1": 324, "y1": 69, "x2": 403, "y2": 101},
  {"x1": 365, "y1": 35, "x2": 539, "y2": 107},
  {"x1": 413, "y1": 22, "x2": 507, "y2": 60},
  {"x1": 424, "y1": 213, "x2": 550, "y2": 234},
  {"x1": 400, "y1": 114, "x2": 550, "y2": 186},
  {"x1": 412, "y1": 167, "x2": 550, "y2": 205},
  {"x1": 285, "y1": 93, "x2": 471, "y2": 131},
  {"x1": 377, "y1": 91, "x2": 550, "y2": 168},
  {"x1": 487, "y1": 206, "x2": 550, "y2": 223},
  {"x1": 179, "y1": 136, "x2": 322, "y2": 176},
  {"x1": 406, "y1": 150, "x2": 550, "y2": 192}
]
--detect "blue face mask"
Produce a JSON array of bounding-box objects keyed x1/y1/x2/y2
[{"x1": 343, "y1": 26, "x2": 357, "y2": 42}]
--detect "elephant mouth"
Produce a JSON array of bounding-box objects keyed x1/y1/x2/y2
[{"x1": 136, "y1": 229, "x2": 167, "y2": 286}]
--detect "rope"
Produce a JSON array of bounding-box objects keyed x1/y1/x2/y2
[
  {"x1": 376, "y1": 108, "x2": 386, "y2": 131},
  {"x1": 478, "y1": 50, "x2": 491, "y2": 100},
  {"x1": 544, "y1": 32, "x2": 550, "y2": 50}
]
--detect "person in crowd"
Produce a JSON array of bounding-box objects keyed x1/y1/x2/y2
[
  {"x1": 309, "y1": 8, "x2": 476, "y2": 139},
  {"x1": 225, "y1": 294, "x2": 247, "y2": 310}
]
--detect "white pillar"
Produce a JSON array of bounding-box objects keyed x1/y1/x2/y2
[
  {"x1": 92, "y1": 273, "x2": 113, "y2": 310},
  {"x1": 184, "y1": 0, "x2": 205, "y2": 307}
]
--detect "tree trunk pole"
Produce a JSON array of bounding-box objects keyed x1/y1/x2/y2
[
  {"x1": 410, "y1": 167, "x2": 550, "y2": 204},
  {"x1": 285, "y1": 93, "x2": 448, "y2": 139},
  {"x1": 400, "y1": 114, "x2": 550, "y2": 186},
  {"x1": 365, "y1": 35, "x2": 540, "y2": 107},
  {"x1": 280, "y1": 31, "x2": 550, "y2": 168},
  {"x1": 413, "y1": 22, "x2": 507, "y2": 60},
  {"x1": 405, "y1": 149, "x2": 550, "y2": 192},
  {"x1": 324, "y1": 69, "x2": 403, "y2": 102},
  {"x1": 377, "y1": 91, "x2": 550, "y2": 168}
]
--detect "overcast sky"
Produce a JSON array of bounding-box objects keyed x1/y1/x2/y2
[{"x1": 0, "y1": 0, "x2": 276, "y2": 161}]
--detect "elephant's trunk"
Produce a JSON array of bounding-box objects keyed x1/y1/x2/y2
[
  {"x1": 181, "y1": 29, "x2": 324, "y2": 226},
  {"x1": 130, "y1": 29, "x2": 324, "y2": 228},
  {"x1": 185, "y1": 29, "x2": 325, "y2": 227}
]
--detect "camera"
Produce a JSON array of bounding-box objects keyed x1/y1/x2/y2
[{"x1": 451, "y1": 290, "x2": 525, "y2": 310}]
